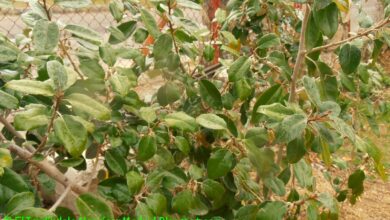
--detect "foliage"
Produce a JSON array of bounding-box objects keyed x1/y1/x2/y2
[{"x1": 0, "y1": 0, "x2": 390, "y2": 219}]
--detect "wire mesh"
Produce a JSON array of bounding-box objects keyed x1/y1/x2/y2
[{"x1": 0, "y1": 3, "x2": 204, "y2": 37}]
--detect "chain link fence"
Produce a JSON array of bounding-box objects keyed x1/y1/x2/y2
[{"x1": 0, "y1": 3, "x2": 204, "y2": 37}]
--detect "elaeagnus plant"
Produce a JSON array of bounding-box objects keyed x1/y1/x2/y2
[{"x1": 0, "y1": 0, "x2": 390, "y2": 219}]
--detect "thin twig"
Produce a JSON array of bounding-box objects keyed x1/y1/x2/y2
[
  {"x1": 167, "y1": 0, "x2": 187, "y2": 74},
  {"x1": 307, "y1": 16, "x2": 390, "y2": 54},
  {"x1": 59, "y1": 40, "x2": 85, "y2": 80},
  {"x1": 32, "y1": 93, "x2": 63, "y2": 156},
  {"x1": 48, "y1": 183, "x2": 72, "y2": 212},
  {"x1": 288, "y1": 5, "x2": 311, "y2": 103},
  {"x1": 42, "y1": 0, "x2": 51, "y2": 21}
]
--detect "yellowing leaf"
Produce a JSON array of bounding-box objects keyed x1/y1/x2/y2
[{"x1": 332, "y1": 0, "x2": 349, "y2": 13}]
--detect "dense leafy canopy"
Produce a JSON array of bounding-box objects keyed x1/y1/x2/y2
[{"x1": 0, "y1": 0, "x2": 390, "y2": 219}]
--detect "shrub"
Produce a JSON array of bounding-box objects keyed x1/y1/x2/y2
[{"x1": 0, "y1": 0, "x2": 389, "y2": 219}]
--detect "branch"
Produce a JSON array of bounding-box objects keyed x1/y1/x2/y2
[
  {"x1": 48, "y1": 183, "x2": 72, "y2": 212},
  {"x1": 8, "y1": 143, "x2": 87, "y2": 195},
  {"x1": 307, "y1": 17, "x2": 390, "y2": 54},
  {"x1": 42, "y1": 0, "x2": 51, "y2": 21},
  {"x1": 0, "y1": 115, "x2": 24, "y2": 140},
  {"x1": 289, "y1": 5, "x2": 311, "y2": 103},
  {"x1": 0, "y1": 115, "x2": 36, "y2": 153},
  {"x1": 59, "y1": 40, "x2": 85, "y2": 80},
  {"x1": 167, "y1": 0, "x2": 187, "y2": 74},
  {"x1": 33, "y1": 93, "x2": 63, "y2": 156}
]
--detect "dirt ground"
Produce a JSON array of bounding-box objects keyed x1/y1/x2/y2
[{"x1": 341, "y1": 179, "x2": 390, "y2": 220}]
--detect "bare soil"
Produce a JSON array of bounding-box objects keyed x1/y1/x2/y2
[{"x1": 341, "y1": 179, "x2": 390, "y2": 220}]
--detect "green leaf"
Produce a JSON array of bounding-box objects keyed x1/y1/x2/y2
[
  {"x1": 264, "y1": 177, "x2": 286, "y2": 196},
  {"x1": 339, "y1": 43, "x2": 361, "y2": 74},
  {"x1": 177, "y1": 0, "x2": 202, "y2": 10},
  {"x1": 140, "y1": 9, "x2": 160, "y2": 39},
  {"x1": 313, "y1": 2, "x2": 339, "y2": 38},
  {"x1": 164, "y1": 112, "x2": 198, "y2": 132},
  {"x1": 154, "y1": 147, "x2": 175, "y2": 170},
  {"x1": 109, "y1": 0, "x2": 124, "y2": 22},
  {"x1": 32, "y1": 20, "x2": 59, "y2": 52},
  {"x1": 126, "y1": 171, "x2": 144, "y2": 196},
  {"x1": 0, "y1": 90, "x2": 18, "y2": 109},
  {"x1": 202, "y1": 179, "x2": 225, "y2": 201},
  {"x1": 199, "y1": 79, "x2": 223, "y2": 109},
  {"x1": 235, "y1": 205, "x2": 259, "y2": 220},
  {"x1": 303, "y1": 76, "x2": 321, "y2": 105},
  {"x1": 139, "y1": 107, "x2": 156, "y2": 124},
  {"x1": 257, "y1": 33, "x2": 280, "y2": 49},
  {"x1": 99, "y1": 44, "x2": 117, "y2": 66},
  {"x1": 54, "y1": 115, "x2": 88, "y2": 157},
  {"x1": 58, "y1": 157, "x2": 85, "y2": 168},
  {"x1": 55, "y1": 0, "x2": 91, "y2": 8},
  {"x1": 357, "y1": 139, "x2": 387, "y2": 180},
  {"x1": 246, "y1": 143, "x2": 277, "y2": 178},
  {"x1": 348, "y1": 169, "x2": 365, "y2": 196},
  {"x1": 252, "y1": 84, "x2": 283, "y2": 122},
  {"x1": 109, "y1": 73, "x2": 131, "y2": 97},
  {"x1": 28, "y1": 0, "x2": 49, "y2": 21},
  {"x1": 14, "y1": 104, "x2": 49, "y2": 131},
  {"x1": 257, "y1": 103, "x2": 294, "y2": 121},
  {"x1": 0, "y1": 168, "x2": 29, "y2": 193},
  {"x1": 245, "y1": 127, "x2": 268, "y2": 148},
  {"x1": 174, "y1": 136, "x2": 191, "y2": 155},
  {"x1": 0, "y1": 148, "x2": 12, "y2": 168},
  {"x1": 135, "y1": 202, "x2": 154, "y2": 218},
  {"x1": 64, "y1": 93, "x2": 111, "y2": 120},
  {"x1": 317, "y1": 62, "x2": 339, "y2": 101},
  {"x1": 47, "y1": 60, "x2": 68, "y2": 91},
  {"x1": 189, "y1": 194, "x2": 209, "y2": 216},
  {"x1": 65, "y1": 24, "x2": 102, "y2": 45},
  {"x1": 76, "y1": 193, "x2": 114, "y2": 219},
  {"x1": 277, "y1": 114, "x2": 307, "y2": 143},
  {"x1": 286, "y1": 137, "x2": 306, "y2": 163},
  {"x1": 203, "y1": 45, "x2": 215, "y2": 62},
  {"x1": 228, "y1": 56, "x2": 251, "y2": 82},
  {"x1": 329, "y1": 116, "x2": 356, "y2": 143},
  {"x1": 0, "y1": 44, "x2": 19, "y2": 62},
  {"x1": 153, "y1": 34, "x2": 173, "y2": 60},
  {"x1": 67, "y1": 115, "x2": 95, "y2": 133},
  {"x1": 146, "y1": 193, "x2": 167, "y2": 215},
  {"x1": 256, "y1": 201, "x2": 287, "y2": 220},
  {"x1": 234, "y1": 79, "x2": 252, "y2": 101},
  {"x1": 5, "y1": 192, "x2": 35, "y2": 215},
  {"x1": 320, "y1": 137, "x2": 332, "y2": 166},
  {"x1": 314, "y1": 0, "x2": 333, "y2": 11},
  {"x1": 196, "y1": 113, "x2": 227, "y2": 130},
  {"x1": 306, "y1": 12, "x2": 322, "y2": 50},
  {"x1": 293, "y1": 159, "x2": 313, "y2": 188},
  {"x1": 55, "y1": 207, "x2": 76, "y2": 220},
  {"x1": 6, "y1": 80, "x2": 54, "y2": 96},
  {"x1": 207, "y1": 149, "x2": 236, "y2": 179},
  {"x1": 172, "y1": 190, "x2": 192, "y2": 215},
  {"x1": 79, "y1": 59, "x2": 105, "y2": 79},
  {"x1": 157, "y1": 82, "x2": 181, "y2": 106},
  {"x1": 189, "y1": 164, "x2": 203, "y2": 180},
  {"x1": 13, "y1": 208, "x2": 56, "y2": 219},
  {"x1": 105, "y1": 149, "x2": 127, "y2": 176},
  {"x1": 137, "y1": 136, "x2": 157, "y2": 161},
  {"x1": 108, "y1": 21, "x2": 137, "y2": 44},
  {"x1": 317, "y1": 193, "x2": 339, "y2": 214}
]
